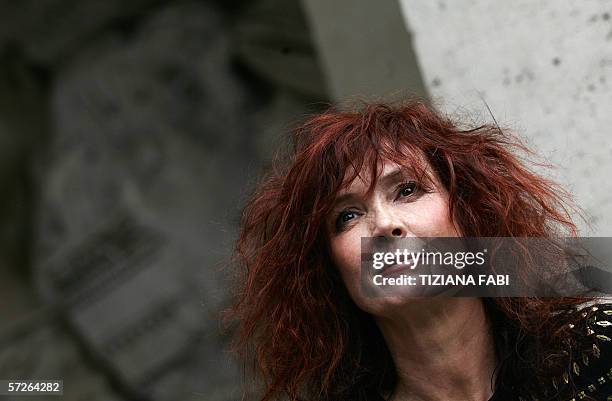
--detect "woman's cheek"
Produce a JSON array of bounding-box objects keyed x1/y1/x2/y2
[
  {"x1": 331, "y1": 234, "x2": 362, "y2": 285},
  {"x1": 410, "y1": 194, "x2": 456, "y2": 237}
]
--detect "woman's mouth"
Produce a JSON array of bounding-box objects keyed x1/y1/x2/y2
[{"x1": 380, "y1": 256, "x2": 416, "y2": 275}]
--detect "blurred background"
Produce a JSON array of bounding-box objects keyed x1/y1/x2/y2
[{"x1": 0, "y1": 0, "x2": 610, "y2": 400}]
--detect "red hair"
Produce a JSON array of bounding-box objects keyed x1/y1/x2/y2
[{"x1": 225, "y1": 99, "x2": 593, "y2": 401}]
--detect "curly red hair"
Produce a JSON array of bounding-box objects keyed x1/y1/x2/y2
[{"x1": 225, "y1": 99, "x2": 593, "y2": 401}]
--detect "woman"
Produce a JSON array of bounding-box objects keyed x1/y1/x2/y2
[{"x1": 226, "y1": 100, "x2": 612, "y2": 401}]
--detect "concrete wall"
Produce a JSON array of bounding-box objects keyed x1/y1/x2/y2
[
  {"x1": 301, "y1": 0, "x2": 427, "y2": 100},
  {"x1": 0, "y1": 1, "x2": 327, "y2": 400},
  {"x1": 399, "y1": 0, "x2": 612, "y2": 236}
]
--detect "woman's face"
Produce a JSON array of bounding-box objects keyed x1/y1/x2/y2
[{"x1": 326, "y1": 159, "x2": 461, "y2": 315}]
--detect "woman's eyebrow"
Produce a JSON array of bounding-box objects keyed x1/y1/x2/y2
[
  {"x1": 332, "y1": 192, "x2": 359, "y2": 209},
  {"x1": 379, "y1": 168, "x2": 408, "y2": 187},
  {"x1": 332, "y1": 169, "x2": 410, "y2": 208}
]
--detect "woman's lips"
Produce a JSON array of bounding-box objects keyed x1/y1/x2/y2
[
  {"x1": 380, "y1": 257, "x2": 416, "y2": 275},
  {"x1": 380, "y1": 263, "x2": 404, "y2": 276}
]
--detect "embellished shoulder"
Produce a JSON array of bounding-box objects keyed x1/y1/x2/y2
[{"x1": 545, "y1": 301, "x2": 612, "y2": 401}]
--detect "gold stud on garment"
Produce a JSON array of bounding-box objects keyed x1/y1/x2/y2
[
  {"x1": 582, "y1": 352, "x2": 589, "y2": 366},
  {"x1": 592, "y1": 306, "x2": 599, "y2": 312},
  {"x1": 563, "y1": 371, "x2": 569, "y2": 384},
  {"x1": 593, "y1": 343, "x2": 601, "y2": 358},
  {"x1": 588, "y1": 384, "x2": 596, "y2": 392},
  {"x1": 569, "y1": 323, "x2": 575, "y2": 329},
  {"x1": 552, "y1": 377, "x2": 558, "y2": 390},
  {"x1": 577, "y1": 390, "x2": 586, "y2": 399},
  {"x1": 603, "y1": 309, "x2": 612, "y2": 315},
  {"x1": 598, "y1": 376, "x2": 606, "y2": 385},
  {"x1": 596, "y1": 334, "x2": 612, "y2": 341},
  {"x1": 573, "y1": 362, "x2": 580, "y2": 376},
  {"x1": 587, "y1": 327, "x2": 595, "y2": 336},
  {"x1": 596, "y1": 320, "x2": 612, "y2": 327}
]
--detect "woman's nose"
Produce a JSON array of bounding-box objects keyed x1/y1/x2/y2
[{"x1": 371, "y1": 209, "x2": 407, "y2": 238}]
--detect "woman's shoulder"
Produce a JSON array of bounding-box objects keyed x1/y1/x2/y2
[{"x1": 540, "y1": 300, "x2": 612, "y2": 401}]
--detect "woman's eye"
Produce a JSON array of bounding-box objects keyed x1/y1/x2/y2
[
  {"x1": 397, "y1": 181, "x2": 418, "y2": 198},
  {"x1": 335, "y1": 210, "x2": 359, "y2": 231}
]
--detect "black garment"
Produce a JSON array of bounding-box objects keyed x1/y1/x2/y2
[
  {"x1": 381, "y1": 302, "x2": 612, "y2": 401},
  {"x1": 513, "y1": 301, "x2": 612, "y2": 401}
]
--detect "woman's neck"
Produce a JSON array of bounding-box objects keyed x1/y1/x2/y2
[{"x1": 376, "y1": 298, "x2": 497, "y2": 401}]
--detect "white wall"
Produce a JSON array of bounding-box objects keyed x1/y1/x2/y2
[{"x1": 399, "y1": 0, "x2": 612, "y2": 236}]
